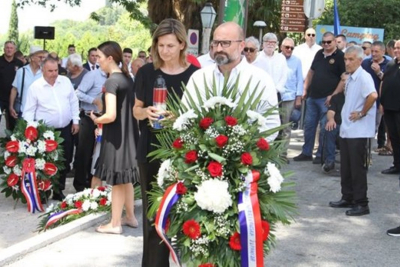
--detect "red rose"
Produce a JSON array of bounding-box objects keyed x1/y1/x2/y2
[
  {"x1": 60, "y1": 201, "x2": 67, "y2": 209},
  {"x1": 207, "y1": 161, "x2": 223, "y2": 177},
  {"x1": 185, "y1": 150, "x2": 198, "y2": 164},
  {"x1": 182, "y1": 219, "x2": 201, "y2": 239},
  {"x1": 22, "y1": 158, "x2": 36, "y2": 173},
  {"x1": 257, "y1": 138, "x2": 270, "y2": 151},
  {"x1": 176, "y1": 182, "x2": 187, "y2": 195},
  {"x1": 262, "y1": 220, "x2": 270, "y2": 241},
  {"x1": 43, "y1": 163, "x2": 58, "y2": 176},
  {"x1": 38, "y1": 179, "x2": 52, "y2": 191},
  {"x1": 99, "y1": 197, "x2": 107, "y2": 206},
  {"x1": 225, "y1": 116, "x2": 238, "y2": 126},
  {"x1": 215, "y1": 135, "x2": 228, "y2": 148},
  {"x1": 172, "y1": 137, "x2": 184, "y2": 149},
  {"x1": 25, "y1": 126, "x2": 38, "y2": 141},
  {"x1": 74, "y1": 200, "x2": 83, "y2": 209},
  {"x1": 241, "y1": 152, "x2": 253, "y2": 165},
  {"x1": 45, "y1": 140, "x2": 58, "y2": 152},
  {"x1": 97, "y1": 186, "x2": 106, "y2": 192},
  {"x1": 5, "y1": 140, "x2": 19, "y2": 153},
  {"x1": 7, "y1": 173, "x2": 19, "y2": 187},
  {"x1": 199, "y1": 264, "x2": 215, "y2": 267},
  {"x1": 229, "y1": 232, "x2": 241, "y2": 250},
  {"x1": 5, "y1": 155, "x2": 18, "y2": 168},
  {"x1": 199, "y1": 117, "x2": 214, "y2": 130}
]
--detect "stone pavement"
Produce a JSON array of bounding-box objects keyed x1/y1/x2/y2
[{"x1": 2, "y1": 129, "x2": 400, "y2": 267}]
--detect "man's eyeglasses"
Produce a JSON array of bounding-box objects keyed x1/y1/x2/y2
[
  {"x1": 138, "y1": 55, "x2": 146, "y2": 58},
  {"x1": 362, "y1": 46, "x2": 370, "y2": 50},
  {"x1": 211, "y1": 40, "x2": 242, "y2": 48},
  {"x1": 264, "y1": 41, "x2": 277, "y2": 45},
  {"x1": 243, "y1": 47, "x2": 256, "y2": 53},
  {"x1": 322, "y1": 40, "x2": 333, "y2": 45},
  {"x1": 284, "y1": 46, "x2": 294, "y2": 50},
  {"x1": 307, "y1": 33, "x2": 316, "y2": 37}
]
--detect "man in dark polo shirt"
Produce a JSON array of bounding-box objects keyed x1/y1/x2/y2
[
  {"x1": 362, "y1": 41, "x2": 390, "y2": 153},
  {"x1": 380, "y1": 40, "x2": 400, "y2": 176},
  {"x1": 0, "y1": 41, "x2": 23, "y2": 129},
  {"x1": 294, "y1": 31, "x2": 345, "y2": 163}
]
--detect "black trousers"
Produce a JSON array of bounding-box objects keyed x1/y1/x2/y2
[
  {"x1": 339, "y1": 137, "x2": 368, "y2": 206},
  {"x1": 377, "y1": 117, "x2": 386, "y2": 148},
  {"x1": 0, "y1": 100, "x2": 17, "y2": 131},
  {"x1": 73, "y1": 115, "x2": 96, "y2": 191},
  {"x1": 56, "y1": 123, "x2": 73, "y2": 192},
  {"x1": 383, "y1": 110, "x2": 400, "y2": 169},
  {"x1": 138, "y1": 161, "x2": 170, "y2": 267}
]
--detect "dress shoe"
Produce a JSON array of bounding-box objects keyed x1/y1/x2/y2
[
  {"x1": 52, "y1": 191, "x2": 66, "y2": 201},
  {"x1": 313, "y1": 156, "x2": 322, "y2": 164},
  {"x1": 345, "y1": 205, "x2": 370, "y2": 216},
  {"x1": 329, "y1": 199, "x2": 354, "y2": 208},
  {"x1": 381, "y1": 166, "x2": 400, "y2": 175},
  {"x1": 293, "y1": 153, "x2": 312, "y2": 161}
]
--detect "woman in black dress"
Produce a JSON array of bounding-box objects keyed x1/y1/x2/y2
[
  {"x1": 133, "y1": 19, "x2": 199, "y2": 267},
  {"x1": 90, "y1": 41, "x2": 139, "y2": 234}
]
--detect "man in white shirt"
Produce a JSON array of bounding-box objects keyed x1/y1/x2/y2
[
  {"x1": 23, "y1": 56, "x2": 80, "y2": 201},
  {"x1": 61, "y1": 44, "x2": 76, "y2": 68},
  {"x1": 253, "y1": 32, "x2": 287, "y2": 95},
  {"x1": 293, "y1": 28, "x2": 322, "y2": 81},
  {"x1": 183, "y1": 22, "x2": 280, "y2": 142},
  {"x1": 197, "y1": 45, "x2": 215, "y2": 67}
]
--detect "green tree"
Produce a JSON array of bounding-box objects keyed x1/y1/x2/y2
[
  {"x1": 316, "y1": 0, "x2": 400, "y2": 42},
  {"x1": 8, "y1": 0, "x2": 19, "y2": 46}
]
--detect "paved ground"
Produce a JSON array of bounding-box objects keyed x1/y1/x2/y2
[{"x1": 2, "y1": 129, "x2": 400, "y2": 267}]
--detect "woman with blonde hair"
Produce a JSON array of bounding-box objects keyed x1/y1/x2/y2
[
  {"x1": 90, "y1": 41, "x2": 139, "y2": 234},
  {"x1": 133, "y1": 18, "x2": 199, "y2": 267}
]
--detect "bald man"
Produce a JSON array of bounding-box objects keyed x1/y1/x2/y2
[{"x1": 183, "y1": 22, "x2": 280, "y2": 142}]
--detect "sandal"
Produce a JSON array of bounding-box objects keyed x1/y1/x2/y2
[
  {"x1": 374, "y1": 147, "x2": 386, "y2": 152},
  {"x1": 379, "y1": 147, "x2": 393, "y2": 156}
]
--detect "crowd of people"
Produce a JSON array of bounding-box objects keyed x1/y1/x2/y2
[{"x1": 1, "y1": 18, "x2": 400, "y2": 266}]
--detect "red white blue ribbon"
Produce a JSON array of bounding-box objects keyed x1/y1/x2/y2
[
  {"x1": 155, "y1": 183, "x2": 182, "y2": 267},
  {"x1": 238, "y1": 170, "x2": 264, "y2": 267},
  {"x1": 45, "y1": 208, "x2": 82, "y2": 229},
  {"x1": 20, "y1": 171, "x2": 44, "y2": 213}
]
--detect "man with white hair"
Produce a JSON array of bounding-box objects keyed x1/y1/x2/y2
[
  {"x1": 253, "y1": 32, "x2": 287, "y2": 95},
  {"x1": 243, "y1": 36, "x2": 259, "y2": 64},
  {"x1": 9, "y1": 46, "x2": 44, "y2": 123},
  {"x1": 329, "y1": 45, "x2": 377, "y2": 216},
  {"x1": 293, "y1": 28, "x2": 322, "y2": 81},
  {"x1": 66, "y1": 53, "x2": 88, "y2": 90}
]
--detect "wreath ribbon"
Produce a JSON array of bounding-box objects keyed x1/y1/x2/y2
[
  {"x1": 238, "y1": 170, "x2": 264, "y2": 267},
  {"x1": 20, "y1": 170, "x2": 44, "y2": 213},
  {"x1": 45, "y1": 208, "x2": 82, "y2": 229},
  {"x1": 155, "y1": 183, "x2": 182, "y2": 267}
]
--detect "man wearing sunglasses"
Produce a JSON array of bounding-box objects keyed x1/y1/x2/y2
[
  {"x1": 294, "y1": 31, "x2": 345, "y2": 163},
  {"x1": 243, "y1": 36, "x2": 259, "y2": 64},
  {"x1": 293, "y1": 28, "x2": 322, "y2": 81},
  {"x1": 280, "y1": 38, "x2": 303, "y2": 162}
]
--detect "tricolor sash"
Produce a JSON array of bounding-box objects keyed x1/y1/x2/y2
[
  {"x1": 155, "y1": 183, "x2": 182, "y2": 267},
  {"x1": 20, "y1": 171, "x2": 44, "y2": 213},
  {"x1": 45, "y1": 208, "x2": 82, "y2": 229},
  {"x1": 238, "y1": 170, "x2": 264, "y2": 267}
]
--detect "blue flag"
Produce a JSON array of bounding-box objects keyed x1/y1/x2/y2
[{"x1": 334, "y1": 0, "x2": 341, "y2": 35}]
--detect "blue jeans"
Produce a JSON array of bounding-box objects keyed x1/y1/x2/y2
[
  {"x1": 302, "y1": 97, "x2": 328, "y2": 157},
  {"x1": 322, "y1": 116, "x2": 340, "y2": 164}
]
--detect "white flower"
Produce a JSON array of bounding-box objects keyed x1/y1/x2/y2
[
  {"x1": 172, "y1": 109, "x2": 197, "y2": 131},
  {"x1": 46, "y1": 203, "x2": 55, "y2": 213},
  {"x1": 90, "y1": 202, "x2": 99, "y2": 210},
  {"x1": 43, "y1": 130, "x2": 55, "y2": 140},
  {"x1": 10, "y1": 134, "x2": 17, "y2": 141},
  {"x1": 246, "y1": 110, "x2": 268, "y2": 132},
  {"x1": 91, "y1": 189, "x2": 101, "y2": 199},
  {"x1": 107, "y1": 191, "x2": 112, "y2": 202},
  {"x1": 203, "y1": 96, "x2": 237, "y2": 111},
  {"x1": 157, "y1": 159, "x2": 173, "y2": 187},
  {"x1": 82, "y1": 200, "x2": 91, "y2": 211},
  {"x1": 4, "y1": 151, "x2": 10, "y2": 159},
  {"x1": 37, "y1": 140, "x2": 46, "y2": 153},
  {"x1": 26, "y1": 145, "x2": 38, "y2": 157},
  {"x1": 13, "y1": 165, "x2": 22, "y2": 176},
  {"x1": 50, "y1": 151, "x2": 58, "y2": 161},
  {"x1": 18, "y1": 141, "x2": 28, "y2": 153},
  {"x1": 3, "y1": 166, "x2": 11, "y2": 175},
  {"x1": 27, "y1": 121, "x2": 38, "y2": 128},
  {"x1": 35, "y1": 158, "x2": 46, "y2": 170},
  {"x1": 194, "y1": 180, "x2": 232, "y2": 213},
  {"x1": 266, "y1": 162, "x2": 284, "y2": 193}
]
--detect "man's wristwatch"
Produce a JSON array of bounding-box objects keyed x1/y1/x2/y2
[{"x1": 358, "y1": 112, "x2": 365, "y2": 118}]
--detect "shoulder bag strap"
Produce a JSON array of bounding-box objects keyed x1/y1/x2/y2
[{"x1": 19, "y1": 67, "x2": 26, "y2": 103}]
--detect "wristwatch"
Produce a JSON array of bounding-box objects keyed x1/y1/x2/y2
[
  {"x1": 377, "y1": 71, "x2": 384, "y2": 78},
  {"x1": 358, "y1": 112, "x2": 365, "y2": 118}
]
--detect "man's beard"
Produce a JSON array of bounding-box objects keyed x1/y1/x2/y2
[{"x1": 214, "y1": 52, "x2": 231, "y2": 66}]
